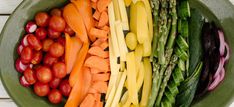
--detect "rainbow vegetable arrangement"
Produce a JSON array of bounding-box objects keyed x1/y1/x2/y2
[{"x1": 14, "y1": 0, "x2": 230, "y2": 107}]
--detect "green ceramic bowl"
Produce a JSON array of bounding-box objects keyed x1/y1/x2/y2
[{"x1": 0, "y1": 0, "x2": 234, "y2": 107}]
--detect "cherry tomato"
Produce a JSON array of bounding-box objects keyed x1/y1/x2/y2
[
  {"x1": 36, "y1": 66, "x2": 53, "y2": 83},
  {"x1": 49, "y1": 42, "x2": 64, "y2": 58},
  {"x1": 56, "y1": 37, "x2": 65, "y2": 46},
  {"x1": 52, "y1": 62, "x2": 66, "y2": 79},
  {"x1": 35, "y1": 12, "x2": 50, "y2": 27},
  {"x1": 42, "y1": 39, "x2": 54, "y2": 52},
  {"x1": 36, "y1": 27, "x2": 47, "y2": 40},
  {"x1": 48, "y1": 28, "x2": 61, "y2": 39},
  {"x1": 59, "y1": 79, "x2": 71, "y2": 97},
  {"x1": 48, "y1": 89, "x2": 62, "y2": 104},
  {"x1": 49, "y1": 78, "x2": 61, "y2": 89},
  {"x1": 64, "y1": 25, "x2": 75, "y2": 36},
  {"x1": 34, "y1": 82, "x2": 50, "y2": 97},
  {"x1": 50, "y1": 8, "x2": 62, "y2": 16},
  {"x1": 23, "y1": 67, "x2": 37, "y2": 85},
  {"x1": 31, "y1": 51, "x2": 43, "y2": 64},
  {"x1": 49, "y1": 16, "x2": 66, "y2": 32},
  {"x1": 43, "y1": 54, "x2": 58, "y2": 66},
  {"x1": 60, "y1": 54, "x2": 65, "y2": 62},
  {"x1": 20, "y1": 46, "x2": 33, "y2": 64},
  {"x1": 27, "y1": 34, "x2": 42, "y2": 51}
]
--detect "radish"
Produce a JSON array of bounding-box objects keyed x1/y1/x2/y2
[
  {"x1": 17, "y1": 44, "x2": 24, "y2": 55},
  {"x1": 15, "y1": 58, "x2": 32, "y2": 73},
  {"x1": 25, "y1": 21, "x2": 37, "y2": 33},
  {"x1": 21, "y1": 35, "x2": 29, "y2": 46},
  {"x1": 19, "y1": 76, "x2": 30, "y2": 87}
]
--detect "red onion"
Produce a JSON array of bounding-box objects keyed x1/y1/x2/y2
[
  {"x1": 224, "y1": 42, "x2": 230, "y2": 62},
  {"x1": 214, "y1": 58, "x2": 224, "y2": 78},
  {"x1": 219, "y1": 30, "x2": 225, "y2": 56},
  {"x1": 25, "y1": 21, "x2": 37, "y2": 33},
  {"x1": 219, "y1": 68, "x2": 225, "y2": 82},
  {"x1": 208, "y1": 74, "x2": 221, "y2": 91}
]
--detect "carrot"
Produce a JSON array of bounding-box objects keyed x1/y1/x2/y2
[
  {"x1": 97, "y1": 0, "x2": 111, "y2": 12},
  {"x1": 93, "y1": 10, "x2": 101, "y2": 20},
  {"x1": 69, "y1": 42, "x2": 89, "y2": 87},
  {"x1": 91, "y1": 81, "x2": 108, "y2": 93},
  {"x1": 92, "y1": 73, "x2": 110, "y2": 82},
  {"x1": 100, "y1": 25, "x2": 110, "y2": 33},
  {"x1": 63, "y1": 3, "x2": 89, "y2": 42},
  {"x1": 92, "y1": 38, "x2": 107, "y2": 47},
  {"x1": 90, "y1": 27, "x2": 108, "y2": 39},
  {"x1": 65, "y1": 34, "x2": 83, "y2": 74},
  {"x1": 71, "y1": 0, "x2": 96, "y2": 42},
  {"x1": 80, "y1": 94, "x2": 96, "y2": 107},
  {"x1": 99, "y1": 41, "x2": 109, "y2": 50},
  {"x1": 91, "y1": 0, "x2": 97, "y2": 2},
  {"x1": 94, "y1": 93, "x2": 101, "y2": 101},
  {"x1": 91, "y1": 2, "x2": 97, "y2": 9},
  {"x1": 84, "y1": 56, "x2": 109, "y2": 71},
  {"x1": 88, "y1": 46, "x2": 109, "y2": 58},
  {"x1": 88, "y1": 87, "x2": 99, "y2": 93},
  {"x1": 90, "y1": 68, "x2": 105, "y2": 74},
  {"x1": 81, "y1": 67, "x2": 92, "y2": 100},
  {"x1": 65, "y1": 70, "x2": 84, "y2": 107},
  {"x1": 98, "y1": 11, "x2": 109, "y2": 27},
  {"x1": 96, "y1": 101, "x2": 104, "y2": 107}
]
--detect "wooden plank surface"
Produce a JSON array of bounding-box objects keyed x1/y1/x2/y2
[{"x1": 0, "y1": 0, "x2": 22, "y2": 14}]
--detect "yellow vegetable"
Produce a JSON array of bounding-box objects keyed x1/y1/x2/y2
[
  {"x1": 117, "y1": 0, "x2": 130, "y2": 30},
  {"x1": 142, "y1": 0, "x2": 153, "y2": 42},
  {"x1": 134, "y1": 44, "x2": 143, "y2": 68},
  {"x1": 143, "y1": 37, "x2": 152, "y2": 56},
  {"x1": 125, "y1": 32, "x2": 138, "y2": 50},
  {"x1": 113, "y1": 0, "x2": 121, "y2": 20},
  {"x1": 130, "y1": 3, "x2": 137, "y2": 34},
  {"x1": 124, "y1": 0, "x2": 132, "y2": 7}
]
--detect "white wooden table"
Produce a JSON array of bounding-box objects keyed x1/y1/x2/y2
[{"x1": 1, "y1": 0, "x2": 234, "y2": 107}]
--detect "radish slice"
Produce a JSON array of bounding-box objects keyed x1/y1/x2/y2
[
  {"x1": 214, "y1": 58, "x2": 225, "y2": 78},
  {"x1": 19, "y1": 76, "x2": 30, "y2": 87},
  {"x1": 25, "y1": 21, "x2": 37, "y2": 33},
  {"x1": 219, "y1": 30, "x2": 225, "y2": 56},
  {"x1": 224, "y1": 42, "x2": 230, "y2": 62},
  {"x1": 208, "y1": 74, "x2": 221, "y2": 91},
  {"x1": 15, "y1": 58, "x2": 29, "y2": 73},
  {"x1": 21, "y1": 35, "x2": 29, "y2": 46},
  {"x1": 17, "y1": 44, "x2": 24, "y2": 55}
]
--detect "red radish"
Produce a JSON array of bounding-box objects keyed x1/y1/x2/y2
[
  {"x1": 27, "y1": 34, "x2": 42, "y2": 51},
  {"x1": 34, "y1": 82, "x2": 50, "y2": 97},
  {"x1": 25, "y1": 21, "x2": 37, "y2": 33},
  {"x1": 24, "y1": 67, "x2": 37, "y2": 85},
  {"x1": 17, "y1": 44, "x2": 24, "y2": 55},
  {"x1": 19, "y1": 76, "x2": 31, "y2": 87},
  {"x1": 31, "y1": 51, "x2": 43, "y2": 64},
  {"x1": 49, "y1": 78, "x2": 61, "y2": 89},
  {"x1": 21, "y1": 35, "x2": 29, "y2": 46},
  {"x1": 48, "y1": 89, "x2": 62, "y2": 104},
  {"x1": 20, "y1": 46, "x2": 33, "y2": 64},
  {"x1": 15, "y1": 58, "x2": 29, "y2": 73},
  {"x1": 35, "y1": 27, "x2": 47, "y2": 40},
  {"x1": 59, "y1": 79, "x2": 71, "y2": 97}
]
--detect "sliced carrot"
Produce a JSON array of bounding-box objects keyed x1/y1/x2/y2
[
  {"x1": 91, "y1": 2, "x2": 97, "y2": 9},
  {"x1": 100, "y1": 25, "x2": 110, "y2": 33},
  {"x1": 65, "y1": 70, "x2": 84, "y2": 107},
  {"x1": 71, "y1": 0, "x2": 96, "y2": 42},
  {"x1": 93, "y1": 10, "x2": 101, "y2": 21},
  {"x1": 90, "y1": 27, "x2": 108, "y2": 39},
  {"x1": 65, "y1": 34, "x2": 83, "y2": 74},
  {"x1": 84, "y1": 56, "x2": 109, "y2": 71},
  {"x1": 92, "y1": 73, "x2": 110, "y2": 82},
  {"x1": 81, "y1": 67, "x2": 92, "y2": 100},
  {"x1": 99, "y1": 41, "x2": 109, "y2": 50},
  {"x1": 93, "y1": 93, "x2": 101, "y2": 101},
  {"x1": 63, "y1": 3, "x2": 88, "y2": 42},
  {"x1": 98, "y1": 11, "x2": 109, "y2": 27},
  {"x1": 91, "y1": 81, "x2": 108, "y2": 93},
  {"x1": 96, "y1": 101, "x2": 104, "y2": 107},
  {"x1": 69, "y1": 42, "x2": 90, "y2": 87},
  {"x1": 91, "y1": 0, "x2": 97, "y2": 2},
  {"x1": 80, "y1": 94, "x2": 96, "y2": 107},
  {"x1": 88, "y1": 87, "x2": 99, "y2": 93},
  {"x1": 92, "y1": 38, "x2": 107, "y2": 47},
  {"x1": 97, "y1": 0, "x2": 111, "y2": 12},
  {"x1": 88, "y1": 46, "x2": 109, "y2": 58},
  {"x1": 90, "y1": 68, "x2": 105, "y2": 74}
]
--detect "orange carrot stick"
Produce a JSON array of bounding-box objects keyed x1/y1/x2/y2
[
  {"x1": 80, "y1": 94, "x2": 96, "y2": 107},
  {"x1": 81, "y1": 67, "x2": 92, "y2": 100}
]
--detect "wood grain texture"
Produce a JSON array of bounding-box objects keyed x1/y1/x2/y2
[{"x1": 0, "y1": 0, "x2": 22, "y2": 14}]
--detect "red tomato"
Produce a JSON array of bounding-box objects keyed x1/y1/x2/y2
[
  {"x1": 56, "y1": 37, "x2": 65, "y2": 46},
  {"x1": 59, "y1": 79, "x2": 71, "y2": 97},
  {"x1": 49, "y1": 42, "x2": 64, "y2": 58},
  {"x1": 36, "y1": 27, "x2": 47, "y2": 40},
  {"x1": 48, "y1": 28, "x2": 61, "y2": 39},
  {"x1": 34, "y1": 82, "x2": 50, "y2": 97},
  {"x1": 42, "y1": 39, "x2": 54, "y2": 52},
  {"x1": 36, "y1": 66, "x2": 52, "y2": 83},
  {"x1": 49, "y1": 78, "x2": 61, "y2": 89},
  {"x1": 43, "y1": 53, "x2": 58, "y2": 66},
  {"x1": 52, "y1": 62, "x2": 66, "y2": 79},
  {"x1": 23, "y1": 67, "x2": 37, "y2": 85},
  {"x1": 48, "y1": 89, "x2": 62, "y2": 104},
  {"x1": 49, "y1": 16, "x2": 66, "y2": 32},
  {"x1": 50, "y1": 8, "x2": 62, "y2": 16},
  {"x1": 64, "y1": 25, "x2": 75, "y2": 36},
  {"x1": 20, "y1": 46, "x2": 33, "y2": 64},
  {"x1": 35, "y1": 12, "x2": 50, "y2": 27},
  {"x1": 31, "y1": 51, "x2": 43, "y2": 64},
  {"x1": 27, "y1": 34, "x2": 42, "y2": 51}
]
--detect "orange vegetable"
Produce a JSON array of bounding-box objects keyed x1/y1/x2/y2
[
  {"x1": 92, "y1": 38, "x2": 108, "y2": 47},
  {"x1": 80, "y1": 94, "x2": 96, "y2": 107},
  {"x1": 91, "y1": 0, "x2": 97, "y2": 2},
  {"x1": 90, "y1": 68, "x2": 105, "y2": 74},
  {"x1": 91, "y1": 81, "x2": 108, "y2": 93},
  {"x1": 93, "y1": 10, "x2": 101, "y2": 20},
  {"x1": 94, "y1": 93, "x2": 101, "y2": 101},
  {"x1": 97, "y1": 0, "x2": 111, "y2": 12},
  {"x1": 98, "y1": 11, "x2": 109, "y2": 27},
  {"x1": 88, "y1": 46, "x2": 109, "y2": 58},
  {"x1": 96, "y1": 101, "x2": 104, "y2": 107},
  {"x1": 100, "y1": 25, "x2": 110, "y2": 33},
  {"x1": 63, "y1": 3, "x2": 88, "y2": 42},
  {"x1": 65, "y1": 33, "x2": 83, "y2": 74},
  {"x1": 92, "y1": 73, "x2": 110, "y2": 82},
  {"x1": 91, "y1": 2, "x2": 97, "y2": 9},
  {"x1": 81, "y1": 67, "x2": 92, "y2": 100},
  {"x1": 99, "y1": 41, "x2": 109, "y2": 50},
  {"x1": 90, "y1": 27, "x2": 108, "y2": 39},
  {"x1": 88, "y1": 87, "x2": 99, "y2": 93},
  {"x1": 71, "y1": 0, "x2": 96, "y2": 42},
  {"x1": 69, "y1": 42, "x2": 89, "y2": 87},
  {"x1": 84, "y1": 56, "x2": 109, "y2": 71}
]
